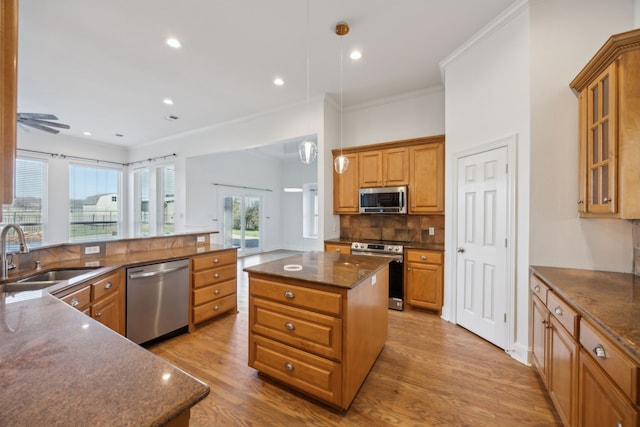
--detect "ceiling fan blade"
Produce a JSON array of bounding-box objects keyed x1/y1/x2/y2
[
  {"x1": 21, "y1": 118, "x2": 70, "y2": 129},
  {"x1": 17, "y1": 112, "x2": 58, "y2": 120},
  {"x1": 19, "y1": 121, "x2": 60, "y2": 134}
]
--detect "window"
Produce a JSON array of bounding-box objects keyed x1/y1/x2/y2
[
  {"x1": 132, "y1": 164, "x2": 174, "y2": 237},
  {"x1": 158, "y1": 165, "x2": 175, "y2": 234},
  {"x1": 1, "y1": 157, "x2": 47, "y2": 249},
  {"x1": 302, "y1": 183, "x2": 318, "y2": 238},
  {"x1": 69, "y1": 164, "x2": 122, "y2": 242},
  {"x1": 133, "y1": 168, "x2": 150, "y2": 236}
]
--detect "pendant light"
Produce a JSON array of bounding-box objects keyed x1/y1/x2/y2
[
  {"x1": 298, "y1": 0, "x2": 317, "y2": 165},
  {"x1": 334, "y1": 22, "x2": 349, "y2": 174}
]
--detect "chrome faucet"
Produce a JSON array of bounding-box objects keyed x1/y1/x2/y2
[{"x1": 1, "y1": 224, "x2": 29, "y2": 280}]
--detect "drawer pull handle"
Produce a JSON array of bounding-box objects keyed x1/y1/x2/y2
[
  {"x1": 542, "y1": 320, "x2": 550, "y2": 329},
  {"x1": 284, "y1": 362, "x2": 294, "y2": 372},
  {"x1": 104, "y1": 281, "x2": 112, "y2": 289},
  {"x1": 94, "y1": 312, "x2": 102, "y2": 318},
  {"x1": 284, "y1": 322, "x2": 295, "y2": 331},
  {"x1": 214, "y1": 273, "x2": 220, "y2": 279},
  {"x1": 214, "y1": 305, "x2": 220, "y2": 311},
  {"x1": 554, "y1": 307, "x2": 563, "y2": 316},
  {"x1": 214, "y1": 289, "x2": 221, "y2": 295},
  {"x1": 284, "y1": 290, "x2": 295, "y2": 299},
  {"x1": 70, "y1": 298, "x2": 80, "y2": 307},
  {"x1": 335, "y1": 248, "x2": 341, "y2": 252},
  {"x1": 420, "y1": 255, "x2": 427, "y2": 260},
  {"x1": 533, "y1": 285, "x2": 540, "y2": 292},
  {"x1": 213, "y1": 258, "x2": 220, "y2": 264},
  {"x1": 593, "y1": 344, "x2": 607, "y2": 359}
]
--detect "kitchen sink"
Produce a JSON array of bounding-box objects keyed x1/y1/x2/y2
[
  {"x1": 2, "y1": 281, "x2": 60, "y2": 292},
  {"x1": 16, "y1": 269, "x2": 96, "y2": 283}
]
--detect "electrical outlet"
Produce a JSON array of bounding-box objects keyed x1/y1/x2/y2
[
  {"x1": 428, "y1": 227, "x2": 435, "y2": 236},
  {"x1": 84, "y1": 245, "x2": 100, "y2": 255},
  {"x1": 371, "y1": 275, "x2": 377, "y2": 285},
  {"x1": 196, "y1": 235, "x2": 206, "y2": 243}
]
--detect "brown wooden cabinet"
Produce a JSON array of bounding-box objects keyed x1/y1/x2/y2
[
  {"x1": 0, "y1": 0, "x2": 18, "y2": 208},
  {"x1": 56, "y1": 269, "x2": 125, "y2": 335},
  {"x1": 571, "y1": 28, "x2": 640, "y2": 218},
  {"x1": 409, "y1": 141, "x2": 445, "y2": 214},
  {"x1": 530, "y1": 274, "x2": 550, "y2": 385},
  {"x1": 359, "y1": 147, "x2": 408, "y2": 188},
  {"x1": 248, "y1": 265, "x2": 389, "y2": 410},
  {"x1": 324, "y1": 242, "x2": 351, "y2": 254},
  {"x1": 405, "y1": 249, "x2": 443, "y2": 312},
  {"x1": 332, "y1": 152, "x2": 359, "y2": 214},
  {"x1": 190, "y1": 249, "x2": 237, "y2": 330}
]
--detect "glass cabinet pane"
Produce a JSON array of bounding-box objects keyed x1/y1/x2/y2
[
  {"x1": 592, "y1": 87, "x2": 599, "y2": 122},
  {"x1": 592, "y1": 128, "x2": 599, "y2": 163},
  {"x1": 592, "y1": 169, "x2": 598, "y2": 203},
  {"x1": 602, "y1": 165, "x2": 609, "y2": 202},
  {"x1": 602, "y1": 121, "x2": 609, "y2": 161},
  {"x1": 602, "y1": 76, "x2": 609, "y2": 116}
]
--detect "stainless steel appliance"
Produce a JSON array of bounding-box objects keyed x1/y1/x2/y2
[
  {"x1": 359, "y1": 186, "x2": 407, "y2": 214},
  {"x1": 126, "y1": 258, "x2": 189, "y2": 345},
  {"x1": 351, "y1": 242, "x2": 404, "y2": 310}
]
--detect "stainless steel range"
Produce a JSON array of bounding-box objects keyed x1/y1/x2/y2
[{"x1": 351, "y1": 242, "x2": 404, "y2": 310}]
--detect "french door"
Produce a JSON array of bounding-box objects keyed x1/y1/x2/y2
[{"x1": 222, "y1": 194, "x2": 262, "y2": 255}]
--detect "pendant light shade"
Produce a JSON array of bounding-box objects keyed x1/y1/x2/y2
[
  {"x1": 298, "y1": 139, "x2": 317, "y2": 164},
  {"x1": 334, "y1": 154, "x2": 349, "y2": 174}
]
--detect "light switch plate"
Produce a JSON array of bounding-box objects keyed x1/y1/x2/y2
[
  {"x1": 196, "y1": 235, "x2": 206, "y2": 243},
  {"x1": 428, "y1": 227, "x2": 435, "y2": 236},
  {"x1": 84, "y1": 245, "x2": 100, "y2": 255}
]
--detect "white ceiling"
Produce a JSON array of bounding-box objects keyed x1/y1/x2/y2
[{"x1": 17, "y1": 0, "x2": 516, "y2": 148}]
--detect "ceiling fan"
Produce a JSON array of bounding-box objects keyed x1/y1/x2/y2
[{"x1": 17, "y1": 113, "x2": 70, "y2": 134}]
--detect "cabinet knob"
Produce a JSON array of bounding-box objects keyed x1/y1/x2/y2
[
  {"x1": 593, "y1": 344, "x2": 607, "y2": 359},
  {"x1": 214, "y1": 289, "x2": 221, "y2": 295},
  {"x1": 533, "y1": 285, "x2": 540, "y2": 292},
  {"x1": 284, "y1": 290, "x2": 295, "y2": 299},
  {"x1": 104, "y1": 281, "x2": 112, "y2": 289},
  {"x1": 335, "y1": 248, "x2": 341, "y2": 252},
  {"x1": 577, "y1": 200, "x2": 584, "y2": 205},
  {"x1": 213, "y1": 258, "x2": 220, "y2": 264},
  {"x1": 457, "y1": 248, "x2": 465, "y2": 253},
  {"x1": 70, "y1": 298, "x2": 80, "y2": 307},
  {"x1": 603, "y1": 197, "x2": 610, "y2": 204},
  {"x1": 554, "y1": 307, "x2": 563, "y2": 316},
  {"x1": 94, "y1": 312, "x2": 102, "y2": 318},
  {"x1": 214, "y1": 273, "x2": 220, "y2": 279},
  {"x1": 420, "y1": 255, "x2": 427, "y2": 260},
  {"x1": 284, "y1": 362, "x2": 295, "y2": 372},
  {"x1": 407, "y1": 267, "x2": 411, "y2": 271},
  {"x1": 213, "y1": 305, "x2": 220, "y2": 311},
  {"x1": 284, "y1": 321, "x2": 295, "y2": 331}
]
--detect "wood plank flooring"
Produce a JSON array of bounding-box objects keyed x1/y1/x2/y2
[{"x1": 149, "y1": 250, "x2": 561, "y2": 426}]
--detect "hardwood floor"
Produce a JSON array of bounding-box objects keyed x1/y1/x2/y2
[{"x1": 149, "y1": 250, "x2": 561, "y2": 426}]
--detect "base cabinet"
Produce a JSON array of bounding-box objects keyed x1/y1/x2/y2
[
  {"x1": 405, "y1": 249, "x2": 443, "y2": 312},
  {"x1": 324, "y1": 242, "x2": 351, "y2": 255}
]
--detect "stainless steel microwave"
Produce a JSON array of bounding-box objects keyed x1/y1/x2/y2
[{"x1": 359, "y1": 186, "x2": 407, "y2": 214}]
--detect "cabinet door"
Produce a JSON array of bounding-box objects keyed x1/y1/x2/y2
[
  {"x1": 333, "y1": 153, "x2": 359, "y2": 213},
  {"x1": 585, "y1": 62, "x2": 617, "y2": 215},
  {"x1": 409, "y1": 142, "x2": 444, "y2": 213},
  {"x1": 548, "y1": 315, "x2": 578, "y2": 427},
  {"x1": 405, "y1": 261, "x2": 442, "y2": 311},
  {"x1": 359, "y1": 151, "x2": 383, "y2": 187},
  {"x1": 382, "y1": 147, "x2": 409, "y2": 186},
  {"x1": 91, "y1": 291, "x2": 122, "y2": 334},
  {"x1": 531, "y1": 294, "x2": 548, "y2": 384},
  {"x1": 0, "y1": 0, "x2": 18, "y2": 207},
  {"x1": 578, "y1": 348, "x2": 639, "y2": 427}
]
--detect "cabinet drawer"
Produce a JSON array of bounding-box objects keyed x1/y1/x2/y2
[
  {"x1": 580, "y1": 318, "x2": 639, "y2": 404},
  {"x1": 250, "y1": 277, "x2": 342, "y2": 316},
  {"x1": 192, "y1": 293, "x2": 236, "y2": 324},
  {"x1": 192, "y1": 250, "x2": 237, "y2": 271},
  {"x1": 530, "y1": 274, "x2": 549, "y2": 304},
  {"x1": 193, "y1": 279, "x2": 236, "y2": 306},
  {"x1": 60, "y1": 285, "x2": 91, "y2": 310},
  {"x1": 92, "y1": 271, "x2": 122, "y2": 300},
  {"x1": 547, "y1": 291, "x2": 578, "y2": 338},
  {"x1": 249, "y1": 334, "x2": 342, "y2": 406},
  {"x1": 405, "y1": 250, "x2": 443, "y2": 264},
  {"x1": 251, "y1": 298, "x2": 342, "y2": 361},
  {"x1": 192, "y1": 264, "x2": 236, "y2": 289}
]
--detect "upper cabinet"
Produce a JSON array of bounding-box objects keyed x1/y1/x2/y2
[
  {"x1": 0, "y1": 0, "x2": 18, "y2": 210},
  {"x1": 359, "y1": 147, "x2": 409, "y2": 188},
  {"x1": 570, "y1": 28, "x2": 640, "y2": 219},
  {"x1": 332, "y1": 135, "x2": 445, "y2": 215}
]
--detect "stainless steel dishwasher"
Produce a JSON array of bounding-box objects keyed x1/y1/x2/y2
[{"x1": 126, "y1": 258, "x2": 189, "y2": 345}]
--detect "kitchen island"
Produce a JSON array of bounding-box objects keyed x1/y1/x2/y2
[{"x1": 245, "y1": 251, "x2": 391, "y2": 410}]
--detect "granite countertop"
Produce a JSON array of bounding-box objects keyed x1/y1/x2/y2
[
  {"x1": 0, "y1": 293, "x2": 209, "y2": 425},
  {"x1": 324, "y1": 238, "x2": 444, "y2": 252},
  {"x1": 531, "y1": 265, "x2": 640, "y2": 362},
  {"x1": 243, "y1": 251, "x2": 391, "y2": 288}
]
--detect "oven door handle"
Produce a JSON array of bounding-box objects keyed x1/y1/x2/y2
[{"x1": 351, "y1": 250, "x2": 403, "y2": 262}]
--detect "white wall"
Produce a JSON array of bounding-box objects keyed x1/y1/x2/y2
[
  {"x1": 529, "y1": 0, "x2": 635, "y2": 272},
  {"x1": 441, "y1": 2, "x2": 531, "y2": 363}
]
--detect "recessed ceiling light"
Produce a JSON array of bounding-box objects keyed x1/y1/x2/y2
[
  {"x1": 162, "y1": 98, "x2": 174, "y2": 105},
  {"x1": 166, "y1": 37, "x2": 181, "y2": 48},
  {"x1": 274, "y1": 77, "x2": 284, "y2": 86},
  {"x1": 83, "y1": 131, "x2": 92, "y2": 136},
  {"x1": 350, "y1": 50, "x2": 362, "y2": 60}
]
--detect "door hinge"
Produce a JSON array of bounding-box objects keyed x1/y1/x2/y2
[
  {"x1": 504, "y1": 238, "x2": 508, "y2": 248},
  {"x1": 504, "y1": 313, "x2": 507, "y2": 322}
]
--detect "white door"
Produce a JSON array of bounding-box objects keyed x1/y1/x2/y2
[{"x1": 456, "y1": 146, "x2": 509, "y2": 349}]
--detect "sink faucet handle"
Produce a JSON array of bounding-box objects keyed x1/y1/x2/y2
[
  {"x1": 35, "y1": 260, "x2": 42, "y2": 270},
  {"x1": 7, "y1": 254, "x2": 16, "y2": 270}
]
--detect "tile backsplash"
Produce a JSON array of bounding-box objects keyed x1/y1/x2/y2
[{"x1": 340, "y1": 214, "x2": 444, "y2": 246}]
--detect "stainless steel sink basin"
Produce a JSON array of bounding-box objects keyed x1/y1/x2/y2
[
  {"x1": 2, "y1": 281, "x2": 59, "y2": 292},
  {"x1": 16, "y1": 269, "x2": 96, "y2": 283}
]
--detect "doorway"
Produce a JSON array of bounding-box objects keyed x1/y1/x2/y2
[
  {"x1": 221, "y1": 193, "x2": 262, "y2": 255},
  {"x1": 454, "y1": 141, "x2": 515, "y2": 351}
]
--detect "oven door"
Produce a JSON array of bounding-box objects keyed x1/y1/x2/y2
[{"x1": 351, "y1": 251, "x2": 404, "y2": 310}]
